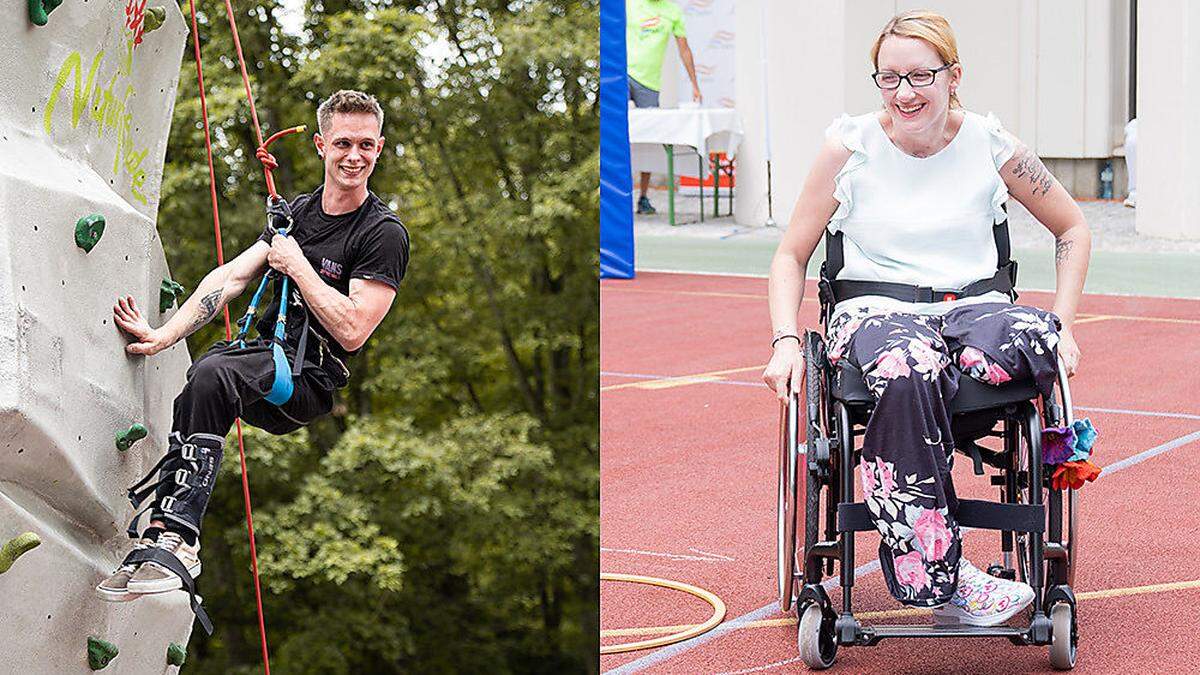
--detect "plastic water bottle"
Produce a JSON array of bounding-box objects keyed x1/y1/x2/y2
[{"x1": 1100, "y1": 161, "x2": 1114, "y2": 199}]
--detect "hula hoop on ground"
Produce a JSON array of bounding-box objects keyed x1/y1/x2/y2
[{"x1": 599, "y1": 572, "x2": 727, "y2": 654}]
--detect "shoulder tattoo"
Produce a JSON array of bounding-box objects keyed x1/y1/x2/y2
[{"x1": 1010, "y1": 146, "x2": 1055, "y2": 197}]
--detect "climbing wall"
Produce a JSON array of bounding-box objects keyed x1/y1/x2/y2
[{"x1": 0, "y1": 0, "x2": 196, "y2": 671}]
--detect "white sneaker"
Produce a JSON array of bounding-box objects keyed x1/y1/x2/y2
[
  {"x1": 126, "y1": 532, "x2": 202, "y2": 595},
  {"x1": 931, "y1": 559, "x2": 1034, "y2": 627},
  {"x1": 96, "y1": 538, "x2": 155, "y2": 602}
]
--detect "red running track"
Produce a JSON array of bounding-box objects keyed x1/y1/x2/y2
[{"x1": 600, "y1": 272, "x2": 1200, "y2": 674}]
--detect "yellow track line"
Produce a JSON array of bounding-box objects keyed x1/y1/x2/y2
[
  {"x1": 601, "y1": 365, "x2": 764, "y2": 392},
  {"x1": 601, "y1": 578, "x2": 1200, "y2": 638},
  {"x1": 1071, "y1": 315, "x2": 1114, "y2": 325}
]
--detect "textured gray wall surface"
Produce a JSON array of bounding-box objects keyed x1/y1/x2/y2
[{"x1": 1, "y1": 1, "x2": 199, "y2": 671}]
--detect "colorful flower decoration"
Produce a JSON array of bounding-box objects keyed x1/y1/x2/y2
[
  {"x1": 1069, "y1": 418, "x2": 1098, "y2": 462},
  {"x1": 1051, "y1": 460, "x2": 1102, "y2": 490},
  {"x1": 1041, "y1": 425, "x2": 1077, "y2": 465},
  {"x1": 1042, "y1": 418, "x2": 1100, "y2": 490}
]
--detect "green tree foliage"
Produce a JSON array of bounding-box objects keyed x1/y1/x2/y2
[{"x1": 157, "y1": 1, "x2": 598, "y2": 671}]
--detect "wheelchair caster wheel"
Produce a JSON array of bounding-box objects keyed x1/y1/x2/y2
[
  {"x1": 798, "y1": 604, "x2": 837, "y2": 670},
  {"x1": 1048, "y1": 603, "x2": 1077, "y2": 670},
  {"x1": 987, "y1": 564, "x2": 1016, "y2": 581}
]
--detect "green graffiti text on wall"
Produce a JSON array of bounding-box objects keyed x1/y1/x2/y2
[{"x1": 43, "y1": 43, "x2": 152, "y2": 205}]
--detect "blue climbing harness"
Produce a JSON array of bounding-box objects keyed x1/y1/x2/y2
[{"x1": 234, "y1": 197, "x2": 311, "y2": 405}]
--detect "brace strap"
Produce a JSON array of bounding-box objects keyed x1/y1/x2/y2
[
  {"x1": 126, "y1": 452, "x2": 173, "y2": 507},
  {"x1": 124, "y1": 547, "x2": 214, "y2": 635},
  {"x1": 125, "y1": 442, "x2": 202, "y2": 538}
]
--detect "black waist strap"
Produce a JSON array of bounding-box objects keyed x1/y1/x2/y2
[{"x1": 820, "y1": 260, "x2": 1018, "y2": 306}]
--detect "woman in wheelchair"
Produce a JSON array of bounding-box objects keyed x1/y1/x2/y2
[{"x1": 762, "y1": 9, "x2": 1090, "y2": 658}]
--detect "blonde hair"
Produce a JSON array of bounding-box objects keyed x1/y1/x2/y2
[
  {"x1": 870, "y1": 10, "x2": 962, "y2": 109},
  {"x1": 317, "y1": 90, "x2": 384, "y2": 136}
]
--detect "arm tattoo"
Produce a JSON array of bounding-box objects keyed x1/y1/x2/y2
[
  {"x1": 1055, "y1": 238, "x2": 1074, "y2": 265},
  {"x1": 1010, "y1": 148, "x2": 1055, "y2": 197},
  {"x1": 189, "y1": 289, "x2": 224, "y2": 331}
]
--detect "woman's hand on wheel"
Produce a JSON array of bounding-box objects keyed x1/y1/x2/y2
[
  {"x1": 763, "y1": 338, "x2": 805, "y2": 402},
  {"x1": 1058, "y1": 328, "x2": 1081, "y2": 377}
]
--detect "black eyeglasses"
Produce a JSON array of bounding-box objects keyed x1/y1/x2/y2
[{"x1": 871, "y1": 63, "x2": 955, "y2": 90}]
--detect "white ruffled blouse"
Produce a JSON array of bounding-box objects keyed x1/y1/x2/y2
[{"x1": 824, "y1": 109, "x2": 1017, "y2": 319}]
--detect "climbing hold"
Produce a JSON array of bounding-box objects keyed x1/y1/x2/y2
[
  {"x1": 143, "y1": 6, "x2": 165, "y2": 33},
  {"x1": 160, "y1": 278, "x2": 185, "y2": 313},
  {"x1": 166, "y1": 642, "x2": 186, "y2": 667},
  {"x1": 27, "y1": 0, "x2": 63, "y2": 26},
  {"x1": 74, "y1": 214, "x2": 106, "y2": 253},
  {"x1": 0, "y1": 532, "x2": 41, "y2": 574},
  {"x1": 87, "y1": 637, "x2": 118, "y2": 670},
  {"x1": 115, "y1": 423, "x2": 147, "y2": 452}
]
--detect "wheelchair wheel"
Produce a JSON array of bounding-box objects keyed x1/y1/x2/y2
[
  {"x1": 1009, "y1": 412, "x2": 1037, "y2": 587},
  {"x1": 802, "y1": 331, "x2": 824, "y2": 582},
  {"x1": 1048, "y1": 602, "x2": 1078, "y2": 669},
  {"x1": 776, "y1": 390, "x2": 801, "y2": 612},
  {"x1": 798, "y1": 604, "x2": 837, "y2": 670}
]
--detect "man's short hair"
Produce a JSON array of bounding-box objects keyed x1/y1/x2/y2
[{"x1": 317, "y1": 90, "x2": 384, "y2": 136}]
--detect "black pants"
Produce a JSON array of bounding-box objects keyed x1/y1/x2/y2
[
  {"x1": 827, "y1": 302, "x2": 1061, "y2": 606},
  {"x1": 146, "y1": 338, "x2": 346, "y2": 542},
  {"x1": 171, "y1": 338, "x2": 347, "y2": 438}
]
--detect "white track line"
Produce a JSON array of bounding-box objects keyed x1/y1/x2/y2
[
  {"x1": 602, "y1": 558, "x2": 880, "y2": 675},
  {"x1": 602, "y1": 428, "x2": 1200, "y2": 673},
  {"x1": 713, "y1": 656, "x2": 804, "y2": 674}
]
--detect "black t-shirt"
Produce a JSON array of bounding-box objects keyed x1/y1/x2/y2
[{"x1": 254, "y1": 185, "x2": 410, "y2": 375}]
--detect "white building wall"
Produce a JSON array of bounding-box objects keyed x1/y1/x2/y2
[
  {"x1": 734, "y1": 0, "x2": 1135, "y2": 228},
  {"x1": 1135, "y1": 0, "x2": 1200, "y2": 239}
]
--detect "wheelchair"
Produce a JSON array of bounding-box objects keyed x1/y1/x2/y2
[{"x1": 776, "y1": 225, "x2": 1079, "y2": 670}]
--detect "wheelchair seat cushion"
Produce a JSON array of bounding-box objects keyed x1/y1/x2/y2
[{"x1": 831, "y1": 358, "x2": 1039, "y2": 415}]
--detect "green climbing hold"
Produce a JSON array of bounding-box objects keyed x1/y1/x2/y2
[
  {"x1": 74, "y1": 214, "x2": 106, "y2": 253},
  {"x1": 87, "y1": 637, "x2": 118, "y2": 670},
  {"x1": 0, "y1": 532, "x2": 41, "y2": 574},
  {"x1": 28, "y1": 0, "x2": 63, "y2": 26},
  {"x1": 115, "y1": 423, "x2": 147, "y2": 452},
  {"x1": 166, "y1": 642, "x2": 186, "y2": 667},
  {"x1": 160, "y1": 278, "x2": 185, "y2": 313},
  {"x1": 144, "y1": 6, "x2": 166, "y2": 33}
]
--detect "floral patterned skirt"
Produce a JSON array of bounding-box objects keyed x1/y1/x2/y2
[{"x1": 826, "y1": 302, "x2": 1060, "y2": 606}]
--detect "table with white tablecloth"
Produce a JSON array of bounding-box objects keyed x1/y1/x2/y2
[{"x1": 628, "y1": 107, "x2": 745, "y2": 224}]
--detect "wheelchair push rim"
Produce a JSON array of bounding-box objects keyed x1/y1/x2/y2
[{"x1": 776, "y1": 388, "x2": 800, "y2": 612}]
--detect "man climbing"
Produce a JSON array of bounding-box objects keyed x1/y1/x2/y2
[{"x1": 96, "y1": 90, "x2": 410, "y2": 617}]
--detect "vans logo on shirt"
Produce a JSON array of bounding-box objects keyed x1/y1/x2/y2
[{"x1": 319, "y1": 258, "x2": 344, "y2": 280}]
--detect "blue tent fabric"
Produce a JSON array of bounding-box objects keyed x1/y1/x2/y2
[{"x1": 600, "y1": 0, "x2": 635, "y2": 279}]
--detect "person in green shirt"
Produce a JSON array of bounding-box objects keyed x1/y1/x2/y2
[{"x1": 627, "y1": 0, "x2": 702, "y2": 214}]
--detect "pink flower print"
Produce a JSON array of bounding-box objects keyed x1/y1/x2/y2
[
  {"x1": 958, "y1": 346, "x2": 987, "y2": 370},
  {"x1": 894, "y1": 551, "x2": 931, "y2": 591},
  {"x1": 910, "y1": 508, "x2": 953, "y2": 561},
  {"x1": 984, "y1": 362, "x2": 1011, "y2": 384},
  {"x1": 908, "y1": 338, "x2": 945, "y2": 375},
  {"x1": 873, "y1": 347, "x2": 911, "y2": 380},
  {"x1": 859, "y1": 459, "x2": 877, "y2": 495},
  {"x1": 875, "y1": 457, "x2": 897, "y2": 499},
  {"x1": 993, "y1": 595, "x2": 1012, "y2": 612}
]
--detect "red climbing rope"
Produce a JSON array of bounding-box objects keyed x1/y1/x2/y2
[{"x1": 185, "y1": 0, "x2": 288, "y2": 671}]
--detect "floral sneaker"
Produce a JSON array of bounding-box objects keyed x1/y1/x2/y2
[{"x1": 931, "y1": 559, "x2": 1034, "y2": 626}]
